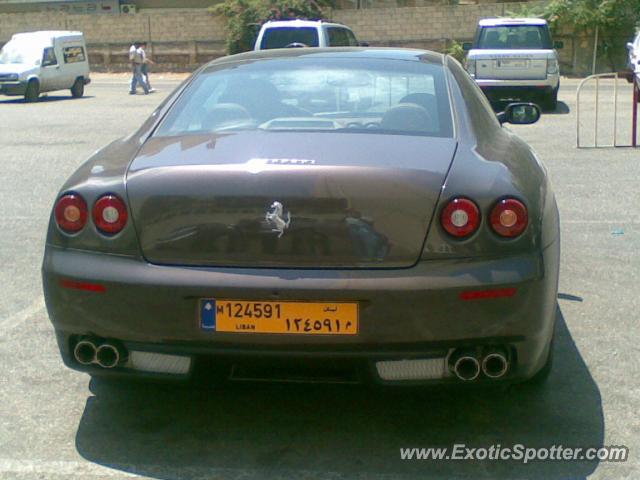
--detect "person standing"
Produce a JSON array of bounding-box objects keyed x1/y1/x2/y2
[
  {"x1": 129, "y1": 41, "x2": 149, "y2": 95},
  {"x1": 139, "y1": 42, "x2": 155, "y2": 93}
]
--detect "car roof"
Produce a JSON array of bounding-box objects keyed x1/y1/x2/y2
[
  {"x1": 204, "y1": 47, "x2": 444, "y2": 70},
  {"x1": 261, "y1": 19, "x2": 351, "y2": 29},
  {"x1": 478, "y1": 18, "x2": 548, "y2": 27}
]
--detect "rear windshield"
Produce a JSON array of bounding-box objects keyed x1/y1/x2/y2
[
  {"x1": 326, "y1": 27, "x2": 359, "y2": 47},
  {"x1": 155, "y1": 57, "x2": 453, "y2": 138},
  {"x1": 260, "y1": 27, "x2": 320, "y2": 49},
  {"x1": 477, "y1": 25, "x2": 552, "y2": 50}
]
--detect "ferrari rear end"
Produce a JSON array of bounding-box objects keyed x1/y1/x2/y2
[{"x1": 42, "y1": 48, "x2": 560, "y2": 386}]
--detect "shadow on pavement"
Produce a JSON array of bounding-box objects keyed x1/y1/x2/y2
[
  {"x1": 544, "y1": 101, "x2": 570, "y2": 115},
  {"x1": 0, "y1": 95, "x2": 94, "y2": 104},
  {"x1": 75, "y1": 306, "x2": 603, "y2": 479}
]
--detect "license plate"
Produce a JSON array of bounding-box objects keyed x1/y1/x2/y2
[
  {"x1": 497, "y1": 59, "x2": 529, "y2": 68},
  {"x1": 200, "y1": 299, "x2": 358, "y2": 335}
]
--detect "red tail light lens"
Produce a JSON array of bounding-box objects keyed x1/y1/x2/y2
[
  {"x1": 54, "y1": 194, "x2": 88, "y2": 233},
  {"x1": 490, "y1": 198, "x2": 528, "y2": 237},
  {"x1": 441, "y1": 198, "x2": 481, "y2": 238},
  {"x1": 93, "y1": 194, "x2": 128, "y2": 234}
]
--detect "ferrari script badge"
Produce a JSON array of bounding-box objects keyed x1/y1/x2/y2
[{"x1": 266, "y1": 201, "x2": 291, "y2": 238}]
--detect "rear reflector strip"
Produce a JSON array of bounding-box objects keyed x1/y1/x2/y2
[
  {"x1": 127, "y1": 351, "x2": 191, "y2": 375},
  {"x1": 459, "y1": 287, "x2": 517, "y2": 301},
  {"x1": 376, "y1": 358, "x2": 446, "y2": 381},
  {"x1": 60, "y1": 279, "x2": 106, "y2": 293}
]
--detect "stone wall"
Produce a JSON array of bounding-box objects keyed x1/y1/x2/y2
[
  {"x1": 0, "y1": 9, "x2": 227, "y2": 71},
  {"x1": 0, "y1": 3, "x2": 626, "y2": 74}
]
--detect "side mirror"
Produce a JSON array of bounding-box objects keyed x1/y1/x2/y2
[
  {"x1": 497, "y1": 103, "x2": 541, "y2": 125},
  {"x1": 35, "y1": 59, "x2": 41, "y2": 66},
  {"x1": 553, "y1": 40, "x2": 564, "y2": 49},
  {"x1": 462, "y1": 42, "x2": 472, "y2": 51},
  {"x1": 627, "y1": 42, "x2": 635, "y2": 50},
  {"x1": 359, "y1": 41, "x2": 369, "y2": 47}
]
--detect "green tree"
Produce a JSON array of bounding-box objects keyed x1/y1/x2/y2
[
  {"x1": 504, "y1": 3, "x2": 547, "y2": 19},
  {"x1": 212, "y1": 0, "x2": 335, "y2": 55},
  {"x1": 445, "y1": 40, "x2": 466, "y2": 64},
  {"x1": 545, "y1": 0, "x2": 640, "y2": 71}
]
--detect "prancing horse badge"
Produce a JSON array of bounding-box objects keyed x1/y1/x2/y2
[{"x1": 265, "y1": 201, "x2": 291, "y2": 238}]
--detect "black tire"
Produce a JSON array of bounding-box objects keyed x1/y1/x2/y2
[
  {"x1": 542, "y1": 88, "x2": 558, "y2": 112},
  {"x1": 24, "y1": 80, "x2": 39, "y2": 103},
  {"x1": 71, "y1": 78, "x2": 84, "y2": 98}
]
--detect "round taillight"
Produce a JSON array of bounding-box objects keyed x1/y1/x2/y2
[
  {"x1": 54, "y1": 194, "x2": 88, "y2": 233},
  {"x1": 490, "y1": 198, "x2": 528, "y2": 237},
  {"x1": 441, "y1": 198, "x2": 481, "y2": 238},
  {"x1": 93, "y1": 194, "x2": 128, "y2": 234}
]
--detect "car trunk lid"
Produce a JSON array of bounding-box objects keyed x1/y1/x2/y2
[{"x1": 126, "y1": 131, "x2": 456, "y2": 268}]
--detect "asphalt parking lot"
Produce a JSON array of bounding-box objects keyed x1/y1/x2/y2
[{"x1": 0, "y1": 75, "x2": 638, "y2": 480}]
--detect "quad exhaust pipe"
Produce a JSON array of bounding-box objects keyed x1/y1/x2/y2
[
  {"x1": 73, "y1": 338, "x2": 123, "y2": 369},
  {"x1": 96, "y1": 344, "x2": 120, "y2": 368},
  {"x1": 451, "y1": 350, "x2": 481, "y2": 381},
  {"x1": 449, "y1": 347, "x2": 509, "y2": 381},
  {"x1": 481, "y1": 349, "x2": 509, "y2": 379},
  {"x1": 73, "y1": 340, "x2": 97, "y2": 365}
]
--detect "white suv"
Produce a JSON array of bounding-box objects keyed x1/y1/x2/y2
[
  {"x1": 254, "y1": 20, "x2": 360, "y2": 50},
  {"x1": 464, "y1": 18, "x2": 561, "y2": 110}
]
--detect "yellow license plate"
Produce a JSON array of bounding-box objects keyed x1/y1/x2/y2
[{"x1": 200, "y1": 299, "x2": 358, "y2": 335}]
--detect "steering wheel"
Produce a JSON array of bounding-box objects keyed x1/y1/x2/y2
[{"x1": 285, "y1": 42, "x2": 308, "y2": 48}]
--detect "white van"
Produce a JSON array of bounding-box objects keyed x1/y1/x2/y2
[
  {"x1": 254, "y1": 20, "x2": 361, "y2": 50},
  {"x1": 0, "y1": 31, "x2": 90, "y2": 102}
]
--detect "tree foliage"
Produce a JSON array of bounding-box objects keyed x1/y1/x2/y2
[
  {"x1": 211, "y1": 0, "x2": 335, "y2": 55},
  {"x1": 546, "y1": 0, "x2": 640, "y2": 34},
  {"x1": 545, "y1": 0, "x2": 640, "y2": 70},
  {"x1": 445, "y1": 40, "x2": 466, "y2": 63},
  {"x1": 504, "y1": 3, "x2": 548, "y2": 19}
]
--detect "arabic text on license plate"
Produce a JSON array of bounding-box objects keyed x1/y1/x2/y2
[{"x1": 200, "y1": 300, "x2": 358, "y2": 335}]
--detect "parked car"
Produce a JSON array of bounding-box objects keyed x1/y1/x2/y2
[
  {"x1": 627, "y1": 30, "x2": 640, "y2": 75},
  {"x1": 254, "y1": 19, "x2": 361, "y2": 50},
  {"x1": 464, "y1": 18, "x2": 562, "y2": 110},
  {"x1": 0, "y1": 30, "x2": 90, "y2": 102},
  {"x1": 43, "y1": 48, "x2": 559, "y2": 387}
]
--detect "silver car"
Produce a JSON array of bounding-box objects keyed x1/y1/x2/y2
[{"x1": 464, "y1": 18, "x2": 562, "y2": 110}]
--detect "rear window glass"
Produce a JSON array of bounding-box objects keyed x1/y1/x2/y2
[
  {"x1": 63, "y1": 46, "x2": 86, "y2": 63},
  {"x1": 327, "y1": 27, "x2": 358, "y2": 47},
  {"x1": 477, "y1": 25, "x2": 552, "y2": 50},
  {"x1": 260, "y1": 27, "x2": 319, "y2": 49},
  {"x1": 155, "y1": 57, "x2": 453, "y2": 138}
]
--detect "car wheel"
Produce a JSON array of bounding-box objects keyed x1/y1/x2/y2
[
  {"x1": 542, "y1": 88, "x2": 558, "y2": 112},
  {"x1": 71, "y1": 78, "x2": 85, "y2": 98},
  {"x1": 24, "y1": 80, "x2": 39, "y2": 103}
]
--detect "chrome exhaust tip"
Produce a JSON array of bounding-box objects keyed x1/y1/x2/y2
[
  {"x1": 96, "y1": 343, "x2": 120, "y2": 369},
  {"x1": 73, "y1": 340, "x2": 97, "y2": 365},
  {"x1": 451, "y1": 351, "x2": 481, "y2": 381},
  {"x1": 482, "y1": 350, "x2": 509, "y2": 379}
]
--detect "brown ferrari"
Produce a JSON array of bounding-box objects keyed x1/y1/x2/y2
[{"x1": 42, "y1": 48, "x2": 560, "y2": 385}]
